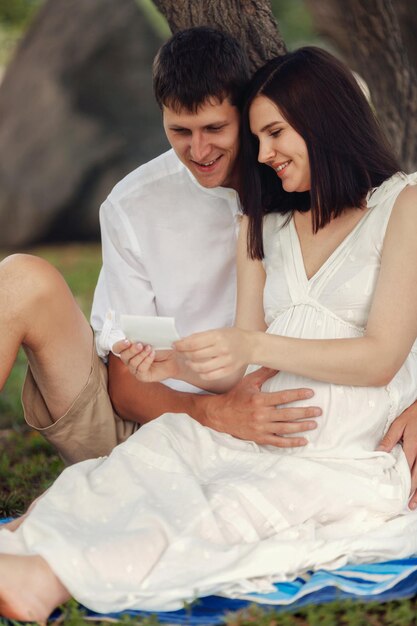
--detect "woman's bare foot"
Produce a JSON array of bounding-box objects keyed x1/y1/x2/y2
[
  {"x1": 1, "y1": 494, "x2": 46, "y2": 532},
  {"x1": 1, "y1": 515, "x2": 27, "y2": 531},
  {"x1": 0, "y1": 553, "x2": 71, "y2": 621}
]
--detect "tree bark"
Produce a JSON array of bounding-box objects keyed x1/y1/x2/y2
[
  {"x1": 305, "y1": 0, "x2": 417, "y2": 172},
  {"x1": 153, "y1": 0, "x2": 417, "y2": 171},
  {"x1": 152, "y1": 0, "x2": 286, "y2": 72},
  {"x1": 396, "y1": 0, "x2": 417, "y2": 66}
]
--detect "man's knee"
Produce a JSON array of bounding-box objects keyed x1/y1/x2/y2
[
  {"x1": 1, "y1": 253, "x2": 57, "y2": 282},
  {"x1": 0, "y1": 254, "x2": 67, "y2": 311}
]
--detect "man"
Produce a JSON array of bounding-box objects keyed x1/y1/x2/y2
[
  {"x1": 94, "y1": 27, "x2": 321, "y2": 447},
  {"x1": 0, "y1": 28, "x2": 318, "y2": 467},
  {"x1": 0, "y1": 27, "x2": 416, "y2": 505}
]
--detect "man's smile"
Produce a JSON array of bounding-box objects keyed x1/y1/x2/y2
[{"x1": 191, "y1": 156, "x2": 222, "y2": 170}]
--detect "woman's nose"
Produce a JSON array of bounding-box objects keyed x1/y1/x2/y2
[{"x1": 257, "y1": 139, "x2": 275, "y2": 164}]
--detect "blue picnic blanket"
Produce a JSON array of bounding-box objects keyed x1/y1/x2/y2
[
  {"x1": 84, "y1": 559, "x2": 417, "y2": 624},
  {"x1": 1, "y1": 519, "x2": 416, "y2": 624}
]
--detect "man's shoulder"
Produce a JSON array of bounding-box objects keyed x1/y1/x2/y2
[{"x1": 108, "y1": 149, "x2": 186, "y2": 204}]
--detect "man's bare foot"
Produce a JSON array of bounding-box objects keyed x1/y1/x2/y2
[{"x1": 0, "y1": 553, "x2": 70, "y2": 621}]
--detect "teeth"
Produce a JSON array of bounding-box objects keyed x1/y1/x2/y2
[
  {"x1": 199, "y1": 158, "x2": 217, "y2": 166},
  {"x1": 275, "y1": 161, "x2": 290, "y2": 172}
]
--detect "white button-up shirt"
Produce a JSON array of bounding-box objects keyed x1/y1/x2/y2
[{"x1": 91, "y1": 149, "x2": 241, "y2": 392}]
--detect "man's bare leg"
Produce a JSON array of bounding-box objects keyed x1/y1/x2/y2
[
  {"x1": 0, "y1": 254, "x2": 93, "y2": 420},
  {"x1": 0, "y1": 554, "x2": 70, "y2": 621}
]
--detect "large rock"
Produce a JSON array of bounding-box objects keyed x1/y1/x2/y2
[{"x1": 0, "y1": 0, "x2": 168, "y2": 247}]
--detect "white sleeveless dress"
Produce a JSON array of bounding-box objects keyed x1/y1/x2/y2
[{"x1": 2, "y1": 172, "x2": 417, "y2": 614}]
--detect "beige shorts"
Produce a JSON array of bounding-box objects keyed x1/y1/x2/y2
[{"x1": 22, "y1": 347, "x2": 140, "y2": 465}]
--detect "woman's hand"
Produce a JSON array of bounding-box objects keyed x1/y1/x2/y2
[
  {"x1": 174, "y1": 327, "x2": 256, "y2": 380},
  {"x1": 377, "y1": 401, "x2": 417, "y2": 510},
  {"x1": 112, "y1": 339, "x2": 180, "y2": 383}
]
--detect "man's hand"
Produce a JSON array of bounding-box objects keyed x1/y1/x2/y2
[
  {"x1": 112, "y1": 339, "x2": 180, "y2": 383},
  {"x1": 202, "y1": 366, "x2": 321, "y2": 447},
  {"x1": 377, "y1": 401, "x2": 417, "y2": 509}
]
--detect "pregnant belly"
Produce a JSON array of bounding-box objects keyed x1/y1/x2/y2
[{"x1": 259, "y1": 369, "x2": 392, "y2": 456}]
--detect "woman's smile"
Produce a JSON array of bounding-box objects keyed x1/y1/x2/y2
[{"x1": 249, "y1": 95, "x2": 311, "y2": 193}]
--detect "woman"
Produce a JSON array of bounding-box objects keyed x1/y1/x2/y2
[{"x1": 1, "y1": 47, "x2": 417, "y2": 621}]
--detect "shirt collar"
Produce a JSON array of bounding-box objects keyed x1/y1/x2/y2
[{"x1": 184, "y1": 162, "x2": 240, "y2": 213}]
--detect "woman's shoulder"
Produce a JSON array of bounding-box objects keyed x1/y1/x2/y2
[
  {"x1": 373, "y1": 174, "x2": 417, "y2": 260},
  {"x1": 367, "y1": 172, "x2": 417, "y2": 210},
  {"x1": 390, "y1": 179, "x2": 417, "y2": 226},
  {"x1": 396, "y1": 179, "x2": 417, "y2": 205}
]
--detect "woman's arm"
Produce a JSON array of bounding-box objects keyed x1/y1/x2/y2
[
  {"x1": 176, "y1": 217, "x2": 267, "y2": 392},
  {"x1": 178, "y1": 185, "x2": 417, "y2": 387}
]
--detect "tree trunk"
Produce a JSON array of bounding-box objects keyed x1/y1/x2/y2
[
  {"x1": 305, "y1": 0, "x2": 417, "y2": 172},
  {"x1": 152, "y1": 0, "x2": 286, "y2": 72},
  {"x1": 396, "y1": 0, "x2": 417, "y2": 66},
  {"x1": 153, "y1": 0, "x2": 417, "y2": 172}
]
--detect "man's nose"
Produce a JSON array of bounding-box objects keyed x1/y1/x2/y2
[{"x1": 190, "y1": 133, "x2": 211, "y2": 162}]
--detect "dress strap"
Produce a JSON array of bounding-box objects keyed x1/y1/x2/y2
[{"x1": 366, "y1": 172, "x2": 417, "y2": 209}]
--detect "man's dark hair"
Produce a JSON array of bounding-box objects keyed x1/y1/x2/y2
[
  {"x1": 153, "y1": 26, "x2": 251, "y2": 112},
  {"x1": 238, "y1": 47, "x2": 400, "y2": 259}
]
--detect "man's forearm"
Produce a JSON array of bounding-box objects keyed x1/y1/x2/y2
[
  {"x1": 108, "y1": 353, "x2": 211, "y2": 425},
  {"x1": 108, "y1": 355, "x2": 321, "y2": 447}
]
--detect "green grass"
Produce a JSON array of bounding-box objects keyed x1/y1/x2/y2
[
  {"x1": 0, "y1": 244, "x2": 416, "y2": 625},
  {"x1": 2, "y1": 597, "x2": 417, "y2": 626}
]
